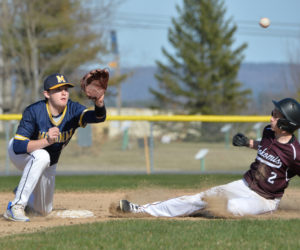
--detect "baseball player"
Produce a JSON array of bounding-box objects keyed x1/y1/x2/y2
[
  {"x1": 4, "y1": 72, "x2": 107, "y2": 222},
  {"x1": 120, "y1": 98, "x2": 300, "y2": 217}
]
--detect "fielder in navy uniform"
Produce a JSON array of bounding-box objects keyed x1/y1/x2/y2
[
  {"x1": 4, "y1": 73, "x2": 106, "y2": 221},
  {"x1": 120, "y1": 98, "x2": 300, "y2": 217}
]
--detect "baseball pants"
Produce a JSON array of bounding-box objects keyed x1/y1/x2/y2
[
  {"x1": 139, "y1": 179, "x2": 280, "y2": 217},
  {"x1": 8, "y1": 139, "x2": 57, "y2": 215}
]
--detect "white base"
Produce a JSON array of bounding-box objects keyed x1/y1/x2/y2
[{"x1": 50, "y1": 210, "x2": 94, "y2": 218}]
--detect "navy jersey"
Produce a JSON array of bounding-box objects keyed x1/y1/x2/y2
[
  {"x1": 244, "y1": 125, "x2": 300, "y2": 199},
  {"x1": 13, "y1": 99, "x2": 106, "y2": 165}
]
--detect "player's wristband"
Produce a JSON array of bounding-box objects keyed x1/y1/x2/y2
[{"x1": 95, "y1": 104, "x2": 106, "y2": 118}]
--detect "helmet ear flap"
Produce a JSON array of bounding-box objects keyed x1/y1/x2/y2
[
  {"x1": 276, "y1": 118, "x2": 286, "y2": 130},
  {"x1": 277, "y1": 118, "x2": 297, "y2": 133}
]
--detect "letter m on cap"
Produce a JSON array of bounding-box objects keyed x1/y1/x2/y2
[{"x1": 56, "y1": 75, "x2": 66, "y2": 83}]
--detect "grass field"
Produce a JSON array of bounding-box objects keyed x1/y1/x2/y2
[
  {"x1": 0, "y1": 137, "x2": 256, "y2": 174},
  {"x1": 0, "y1": 174, "x2": 300, "y2": 249},
  {"x1": 59, "y1": 138, "x2": 257, "y2": 172},
  {"x1": 1, "y1": 219, "x2": 300, "y2": 249},
  {"x1": 1, "y1": 174, "x2": 300, "y2": 192}
]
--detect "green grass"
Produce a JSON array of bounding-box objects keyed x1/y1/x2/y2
[
  {"x1": 0, "y1": 137, "x2": 255, "y2": 173},
  {"x1": 57, "y1": 139, "x2": 256, "y2": 172},
  {"x1": 0, "y1": 174, "x2": 243, "y2": 192},
  {"x1": 1, "y1": 174, "x2": 300, "y2": 248},
  {"x1": 0, "y1": 137, "x2": 258, "y2": 173},
  {"x1": 1, "y1": 219, "x2": 300, "y2": 249},
  {"x1": 1, "y1": 174, "x2": 300, "y2": 192}
]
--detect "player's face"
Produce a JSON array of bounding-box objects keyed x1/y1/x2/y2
[
  {"x1": 47, "y1": 86, "x2": 69, "y2": 109},
  {"x1": 270, "y1": 109, "x2": 284, "y2": 131}
]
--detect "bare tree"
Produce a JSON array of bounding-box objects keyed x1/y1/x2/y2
[{"x1": 0, "y1": 0, "x2": 119, "y2": 113}]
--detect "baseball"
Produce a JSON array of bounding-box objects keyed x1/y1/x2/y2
[{"x1": 259, "y1": 17, "x2": 270, "y2": 28}]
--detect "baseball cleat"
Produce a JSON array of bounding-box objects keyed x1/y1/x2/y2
[
  {"x1": 119, "y1": 200, "x2": 141, "y2": 213},
  {"x1": 3, "y1": 202, "x2": 30, "y2": 222}
]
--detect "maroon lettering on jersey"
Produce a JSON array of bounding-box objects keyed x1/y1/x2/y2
[{"x1": 244, "y1": 125, "x2": 300, "y2": 199}]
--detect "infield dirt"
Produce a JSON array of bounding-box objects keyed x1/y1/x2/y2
[{"x1": 0, "y1": 187, "x2": 300, "y2": 237}]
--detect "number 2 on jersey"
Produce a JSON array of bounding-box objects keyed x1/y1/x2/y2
[{"x1": 268, "y1": 171, "x2": 277, "y2": 184}]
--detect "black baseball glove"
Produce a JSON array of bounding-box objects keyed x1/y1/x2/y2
[{"x1": 232, "y1": 133, "x2": 249, "y2": 147}]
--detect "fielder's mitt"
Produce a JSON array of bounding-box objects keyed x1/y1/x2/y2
[
  {"x1": 80, "y1": 68, "x2": 109, "y2": 100},
  {"x1": 232, "y1": 133, "x2": 249, "y2": 147}
]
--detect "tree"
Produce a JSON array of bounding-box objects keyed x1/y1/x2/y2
[
  {"x1": 151, "y1": 0, "x2": 251, "y2": 115},
  {"x1": 0, "y1": 0, "x2": 117, "y2": 113}
]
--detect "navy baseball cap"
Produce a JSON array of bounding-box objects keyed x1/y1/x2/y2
[{"x1": 44, "y1": 73, "x2": 74, "y2": 90}]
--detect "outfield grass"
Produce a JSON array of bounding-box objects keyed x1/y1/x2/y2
[
  {"x1": 0, "y1": 137, "x2": 256, "y2": 174},
  {"x1": 1, "y1": 174, "x2": 300, "y2": 249},
  {"x1": 1, "y1": 219, "x2": 300, "y2": 249},
  {"x1": 0, "y1": 174, "x2": 241, "y2": 192},
  {"x1": 58, "y1": 139, "x2": 256, "y2": 172},
  {"x1": 1, "y1": 174, "x2": 300, "y2": 192}
]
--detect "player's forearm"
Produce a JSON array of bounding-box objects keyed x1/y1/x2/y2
[
  {"x1": 27, "y1": 138, "x2": 52, "y2": 153},
  {"x1": 249, "y1": 139, "x2": 260, "y2": 150}
]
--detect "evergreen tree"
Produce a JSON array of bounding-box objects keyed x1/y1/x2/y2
[{"x1": 151, "y1": 0, "x2": 251, "y2": 115}]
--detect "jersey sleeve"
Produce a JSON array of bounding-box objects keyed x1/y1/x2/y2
[
  {"x1": 80, "y1": 105, "x2": 106, "y2": 127},
  {"x1": 289, "y1": 157, "x2": 300, "y2": 176},
  {"x1": 13, "y1": 107, "x2": 36, "y2": 154},
  {"x1": 287, "y1": 142, "x2": 300, "y2": 176}
]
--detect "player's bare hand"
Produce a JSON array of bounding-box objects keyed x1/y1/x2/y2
[
  {"x1": 47, "y1": 127, "x2": 60, "y2": 144},
  {"x1": 94, "y1": 93, "x2": 105, "y2": 107}
]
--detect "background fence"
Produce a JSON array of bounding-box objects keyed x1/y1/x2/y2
[{"x1": 0, "y1": 113, "x2": 276, "y2": 175}]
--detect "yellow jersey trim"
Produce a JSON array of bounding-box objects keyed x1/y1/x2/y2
[
  {"x1": 46, "y1": 101, "x2": 67, "y2": 126},
  {"x1": 14, "y1": 134, "x2": 29, "y2": 141},
  {"x1": 79, "y1": 109, "x2": 90, "y2": 128}
]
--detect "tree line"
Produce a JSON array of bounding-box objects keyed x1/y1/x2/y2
[
  {"x1": 0, "y1": 0, "x2": 251, "y2": 115},
  {"x1": 0, "y1": 0, "x2": 121, "y2": 113}
]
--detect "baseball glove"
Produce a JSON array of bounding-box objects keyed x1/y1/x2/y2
[
  {"x1": 232, "y1": 133, "x2": 250, "y2": 147},
  {"x1": 80, "y1": 68, "x2": 109, "y2": 100}
]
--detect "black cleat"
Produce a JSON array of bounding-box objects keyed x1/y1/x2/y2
[{"x1": 119, "y1": 200, "x2": 141, "y2": 213}]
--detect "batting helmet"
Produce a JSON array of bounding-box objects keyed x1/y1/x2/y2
[{"x1": 272, "y1": 98, "x2": 300, "y2": 133}]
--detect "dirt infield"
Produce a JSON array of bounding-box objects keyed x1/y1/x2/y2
[{"x1": 1, "y1": 187, "x2": 300, "y2": 237}]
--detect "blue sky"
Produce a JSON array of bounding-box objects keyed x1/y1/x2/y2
[{"x1": 110, "y1": 0, "x2": 300, "y2": 67}]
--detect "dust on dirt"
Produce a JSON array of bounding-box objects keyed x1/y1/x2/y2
[{"x1": 0, "y1": 187, "x2": 300, "y2": 237}]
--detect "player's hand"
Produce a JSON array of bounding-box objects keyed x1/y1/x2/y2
[
  {"x1": 94, "y1": 92, "x2": 105, "y2": 107},
  {"x1": 232, "y1": 133, "x2": 250, "y2": 147},
  {"x1": 47, "y1": 127, "x2": 60, "y2": 144}
]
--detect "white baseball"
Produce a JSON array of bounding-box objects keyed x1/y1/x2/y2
[{"x1": 259, "y1": 17, "x2": 270, "y2": 28}]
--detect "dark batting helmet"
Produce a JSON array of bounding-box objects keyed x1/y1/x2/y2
[{"x1": 272, "y1": 98, "x2": 300, "y2": 133}]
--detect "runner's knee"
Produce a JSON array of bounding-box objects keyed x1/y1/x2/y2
[{"x1": 227, "y1": 199, "x2": 244, "y2": 216}]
